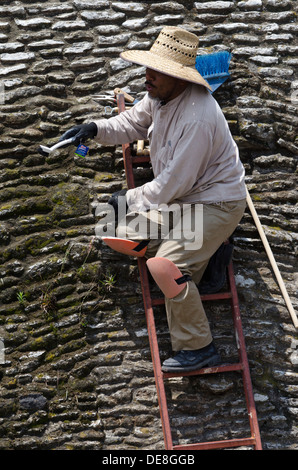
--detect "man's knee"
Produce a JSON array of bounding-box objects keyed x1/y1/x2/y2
[{"x1": 146, "y1": 257, "x2": 191, "y2": 299}]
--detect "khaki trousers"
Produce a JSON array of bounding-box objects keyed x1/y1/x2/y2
[{"x1": 117, "y1": 199, "x2": 246, "y2": 351}]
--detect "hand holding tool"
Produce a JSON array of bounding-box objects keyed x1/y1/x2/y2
[
  {"x1": 38, "y1": 123, "x2": 97, "y2": 157},
  {"x1": 58, "y1": 122, "x2": 97, "y2": 146}
]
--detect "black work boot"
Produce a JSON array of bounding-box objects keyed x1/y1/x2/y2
[{"x1": 161, "y1": 342, "x2": 221, "y2": 373}]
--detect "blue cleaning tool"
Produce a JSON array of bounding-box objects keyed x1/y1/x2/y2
[{"x1": 195, "y1": 51, "x2": 232, "y2": 93}]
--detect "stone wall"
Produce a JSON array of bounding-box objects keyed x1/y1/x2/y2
[{"x1": 0, "y1": 0, "x2": 297, "y2": 451}]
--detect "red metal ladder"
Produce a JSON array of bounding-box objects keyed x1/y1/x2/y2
[{"x1": 115, "y1": 93, "x2": 262, "y2": 450}]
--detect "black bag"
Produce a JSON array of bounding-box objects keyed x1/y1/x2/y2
[{"x1": 197, "y1": 241, "x2": 234, "y2": 294}]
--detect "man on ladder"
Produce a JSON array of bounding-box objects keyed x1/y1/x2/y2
[{"x1": 60, "y1": 26, "x2": 247, "y2": 374}]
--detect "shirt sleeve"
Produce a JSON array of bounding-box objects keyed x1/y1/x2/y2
[
  {"x1": 126, "y1": 121, "x2": 213, "y2": 212},
  {"x1": 93, "y1": 94, "x2": 153, "y2": 145}
]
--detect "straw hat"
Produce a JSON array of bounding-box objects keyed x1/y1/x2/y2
[{"x1": 120, "y1": 26, "x2": 211, "y2": 90}]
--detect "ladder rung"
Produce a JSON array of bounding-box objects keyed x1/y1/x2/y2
[
  {"x1": 151, "y1": 290, "x2": 232, "y2": 307},
  {"x1": 162, "y1": 362, "x2": 243, "y2": 379},
  {"x1": 172, "y1": 436, "x2": 257, "y2": 451},
  {"x1": 132, "y1": 156, "x2": 150, "y2": 163},
  {"x1": 151, "y1": 297, "x2": 164, "y2": 306},
  {"x1": 201, "y1": 291, "x2": 232, "y2": 301}
]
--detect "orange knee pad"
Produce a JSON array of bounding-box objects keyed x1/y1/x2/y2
[
  {"x1": 146, "y1": 257, "x2": 191, "y2": 299},
  {"x1": 102, "y1": 237, "x2": 149, "y2": 257}
]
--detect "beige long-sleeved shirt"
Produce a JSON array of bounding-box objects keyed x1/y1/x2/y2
[{"x1": 94, "y1": 84, "x2": 246, "y2": 212}]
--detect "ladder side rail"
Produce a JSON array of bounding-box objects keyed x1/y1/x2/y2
[
  {"x1": 122, "y1": 142, "x2": 135, "y2": 189},
  {"x1": 117, "y1": 93, "x2": 136, "y2": 189},
  {"x1": 228, "y1": 262, "x2": 262, "y2": 450},
  {"x1": 137, "y1": 257, "x2": 174, "y2": 450},
  {"x1": 116, "y1": 92, "x2": 174, "y2": 449}
]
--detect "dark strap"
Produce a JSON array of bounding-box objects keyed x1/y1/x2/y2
[
  {"x1": 175, "y1": 274, "x2": 192, "y2": 285},
  {"x1": 132, "y1": 240, "x2": 150, "y2": 253}
]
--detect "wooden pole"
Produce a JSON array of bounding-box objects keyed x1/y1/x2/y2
[{"x1": 246, "y1": 187, "x2": 298, "y2": 329}]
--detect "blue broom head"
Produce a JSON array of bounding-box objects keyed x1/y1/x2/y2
[{"x1": 195, "y1": 51, "x2": 232, "y2": 92}]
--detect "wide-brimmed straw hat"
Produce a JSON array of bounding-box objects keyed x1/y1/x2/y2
[{"x1": 120, "y1": 26, "x2": 211, "y2": 90}]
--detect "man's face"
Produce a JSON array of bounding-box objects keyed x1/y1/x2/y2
[{"x1": 145, "y1": 68, "x2": 188, "y2": 103}]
